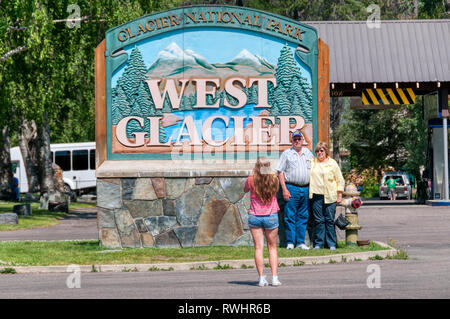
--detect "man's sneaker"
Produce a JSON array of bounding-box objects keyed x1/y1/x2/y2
[
  {"x1": 286, "y1": 244, "x2": 294, "y2": 250},
  {"x1": 258, "y1": 276, "x2": 268, "y2": 287},
  {"x1": 314, "y1": 246, "x2": 321, "y2": 250},
  {"x1": 271, "y1": 277, "x2": 282, "y2": 286},
  {"x1": 296, "y1": 244, "x2": 310, "y2": 250},
  {"x1": 330, "y1": 246, "x2": 336, "y2": 251}
]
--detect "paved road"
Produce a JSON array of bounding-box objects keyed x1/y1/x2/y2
[
  {"x1": 0, "y1": 206, "x2": 98, "y2": 241},
  {"x1": 0, "y1": 202, "x2": 449, "y2": 300}
]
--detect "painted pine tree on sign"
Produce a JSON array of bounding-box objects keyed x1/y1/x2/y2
[
  {"x1": 136, "y1": 81, "x2": 155, "y2": 116},
  {"x1": 121, "y1": 46, "x2": 148, "y2": 101},
  {"x1": 269, "y1": 44, "x2": 313, "y2": 123},
  {"x1": 276, "y1": 44, "x2": 298, "y2": 92},
  {"x1": 112, "y1": 86, "x2": 131, "y2": 125},
  {"x1": 111, "y1": 46, "x2": 168, "y2": 141},
  {"x1": 298, "y1": 75, "x2": 313, "y2": 122}
]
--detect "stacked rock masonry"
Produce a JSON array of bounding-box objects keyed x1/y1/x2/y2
[{"x1": 97, "y1": 177, "x2": 252, "y2": 248}]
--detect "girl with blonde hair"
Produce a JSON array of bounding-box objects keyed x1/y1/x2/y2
[{"x1": 244, "y1": 157, "x2": 281, "y2": 287}]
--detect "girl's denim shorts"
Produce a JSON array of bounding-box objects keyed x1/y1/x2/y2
[{"x1": 248, "y1": 212, "x2": 279, "y2": 230}]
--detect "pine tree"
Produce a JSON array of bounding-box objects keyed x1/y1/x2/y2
[
  {"x1": 247, "y1": 85, "x2": 258, "y2": 105},
  {"x1": 120, "y1": 46, "x2": 148, "y2": 103},
  {"x1": 276, "y1": 44, "x2": 299, "y2": 93},
  {"x1": 267, "y1": 81, "x2": 276, "y2": 107},
  {"x1": 162, "y1": 94, "x2": 172, "y2": 113},
  {"x1": 113, "y1": 86, "x2": 132, "y2": 125},
  {"x1": 267, "y1": 81, "x2": 278, "y2": 121},
  {"x1": 298, "y1": 75, "x2": 313, "y2": 123},
  {"x1": 289, "y1": 75, "x2": 302, "y2": 111},
  {"x1": 206, "y1": 91, "x2": 215, "y2": 106},
  {"x1": 136, "y1": 81, "x2": 154, "y2": 116},
  {"x1": 271, "y1": 100, "x2": 280, "y2": 120},
  {"x1": 111, "y1": 87, "x2": 122, "y2": 125},
  {"x1": 290, "y1": 94, "x2": 306, "y2": 121},
  {"x1": 275, "y1": 87, "x2": 290, "y2": 116},
  {"x1": 273, "y1": 43, "x2": 306, "y2": 125},
  {"x1": 218, "y1": 90, "x2": 226, "y2": 108},
  {"x1": 179, "y1": 95, "x2": 188, "y2": 111},
  {"x1": 126, "y1": 100, "x2": 149, "y2": 138},
  {"x1": 190, "y1": 92, "x2": 197, "y2": 110}
]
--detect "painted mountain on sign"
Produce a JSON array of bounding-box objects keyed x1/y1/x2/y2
[
  {"x1": 230, "y1": 48, "x2": 263, "y2": 68},
  {"x1": 146, "y1": 42, "x2": 276, "y2": 80},
  {"x1": 147, "y1": 42, "x2": 214, "y2": 76}
]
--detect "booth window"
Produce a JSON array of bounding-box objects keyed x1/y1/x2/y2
[{"x1": 72, "y1": 150, "x2": 89, "y2": 171}]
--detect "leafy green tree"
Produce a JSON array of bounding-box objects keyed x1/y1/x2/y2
[
  {"x1": 0, "y1": 0, "x2": 444, "y2": 199},
  {"x1": 0, "y1": 0, "x2": 184, "y2": 196},
  {"x1": 339, "y1": 101, "x2": 427, "y2": 180},
  {"x1": 418, "y1": 0, "x2": 448, "y2": 18}
]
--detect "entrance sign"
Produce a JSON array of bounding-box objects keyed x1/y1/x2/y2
[
  {"x1": 103, "y1": 6, "x2": 319, "y2": 160},
  {"x1": 94, "y1": 6, "x2": 329, "y2": 249}
]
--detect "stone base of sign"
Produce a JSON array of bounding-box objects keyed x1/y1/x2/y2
[{"x1": 96, "y1": 161, "x2": 260, "y2": 248}]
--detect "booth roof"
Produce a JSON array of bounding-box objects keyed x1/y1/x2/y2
[{"x1": 307, "y1": 20, "x2": 450, "y2": 85}]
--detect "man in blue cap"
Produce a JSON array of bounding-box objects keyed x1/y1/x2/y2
[{"x1": 276, "y1": 130, "x2": 313, "y2": 249}]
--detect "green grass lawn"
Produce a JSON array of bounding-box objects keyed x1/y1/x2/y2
[
  {"x1": 0, "y1": 240, "x2": 389, "y2": 267},
  {"x1": 0, "y1": 200, "x2": 398, "y2": 267},
  {"x1": 0, "y1": 200, "x2": 96, "y2": 231}
]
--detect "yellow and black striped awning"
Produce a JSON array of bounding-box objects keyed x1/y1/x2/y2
[{"x1": 362, "y1": 88, "x2": 415, "y2": 105}]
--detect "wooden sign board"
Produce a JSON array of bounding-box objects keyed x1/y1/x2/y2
[{"x1": 96, "y1": 6, "x2": 328, "y2": 164}]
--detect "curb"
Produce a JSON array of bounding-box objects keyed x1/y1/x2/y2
[{"x1": 4, "y1": 241, "x2": 397, "y2": 274}]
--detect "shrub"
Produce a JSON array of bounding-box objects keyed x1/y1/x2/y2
[{"x1": 360, "y1": 176, "x2": 379, "y2": 198}]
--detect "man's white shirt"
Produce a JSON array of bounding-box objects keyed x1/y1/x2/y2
[{"x1": 276, "y1": 147, "x2": 314, "y2": 185}]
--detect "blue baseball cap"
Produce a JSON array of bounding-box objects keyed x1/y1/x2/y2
[{"x1": 292, "y1": 131, "x2": 303, "y2": 139}]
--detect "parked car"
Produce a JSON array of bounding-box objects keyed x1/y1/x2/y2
[{"x1": 379, "y1": 171, "x2": 412, "y2": 200}]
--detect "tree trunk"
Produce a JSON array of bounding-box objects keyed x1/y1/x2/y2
[
  {"x1": 18, "y1": 115, "x2": 40, "y2": 193},
  {"x1": 0, "y1": 125, "x2": 14, "y2": 200},
  {"x1": 38, "y1": 112, "x2": 57, "y2": 195},
  {"x1": 331, "y1": 97, "x2": 343, "y2": 165}
]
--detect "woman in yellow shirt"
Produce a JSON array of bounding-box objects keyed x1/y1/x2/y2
[{"x1": 309, "y1": 142, "x2": 345, "y2": 250}]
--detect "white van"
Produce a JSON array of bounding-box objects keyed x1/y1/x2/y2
[{"x1": 10, "y1": 142, "x2": 96, "y2": 198}]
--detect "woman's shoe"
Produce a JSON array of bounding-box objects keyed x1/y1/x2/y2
[
  {"x1": 271, "y1": 277, "x2": 282, "y2": 286},
  {"x1": 258, "y1": 276, "x2": 268, "y2": 287}
]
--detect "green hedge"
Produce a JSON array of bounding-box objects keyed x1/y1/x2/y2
[{"x1": 360, "y1": 176, "x2": 379, "y2": 198}]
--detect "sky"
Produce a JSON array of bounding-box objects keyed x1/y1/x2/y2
[{"x1": 111, "y1": 27, "x2": 312, "y2": 87}]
